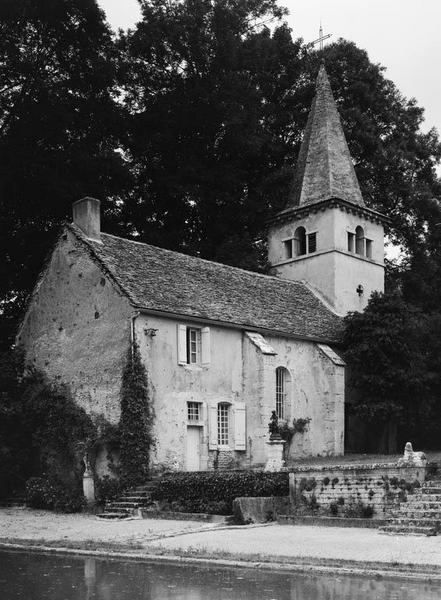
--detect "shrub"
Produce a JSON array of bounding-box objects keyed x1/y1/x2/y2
[
  {"x1": 426, "y1": 462, "x2": 439, "y2": 480},
  {"x1": 362, "y1": 504, "x2": 374, "y2": 518},
  {"x1": 95, "y1": 476, "x2": 123, "y2": 507},
  {"x1": 120, "y1": 343, "x2": 154, "y2": 487},
  {"x1": 152, "y1": 471, "x2": 289, "y2": 514},
  {"x1": 25, "y1": 477, "x2": 84, "y2": 513},
  {"x1": 298, "y1": 477, "x2": 317, "y2": 493},
  {"x1": 343, "y1": 500, "x2": 374, "y2": 519},
  {"x1": 329, "y1": 502, "x2": 339, "y2": 516}
]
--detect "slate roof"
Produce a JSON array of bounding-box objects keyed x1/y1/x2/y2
[
  {"x1": 287, "y1": 64, "x2": 365, "y2": 209},
  {"x1": 69, "y1": 224, "x2": 343, "y2": 344}
]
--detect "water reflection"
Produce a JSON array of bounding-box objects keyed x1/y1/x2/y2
[{"x1": 0, "y1": 550, "x2": 440, "y2": 600}]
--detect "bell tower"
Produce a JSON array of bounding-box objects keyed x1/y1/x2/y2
[{"x1": 268, "y1": 64, "x2": 388, "y2": 315}]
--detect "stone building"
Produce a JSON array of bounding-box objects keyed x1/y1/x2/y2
[{"x1": 17, "y1": 65, "x2": 387, "y2": 472}]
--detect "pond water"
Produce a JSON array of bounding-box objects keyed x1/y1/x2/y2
[{"x1": 1, "y1": 550, "x2": 441, "y2": 600}]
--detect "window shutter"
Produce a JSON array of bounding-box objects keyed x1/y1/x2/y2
[
  {"x1": 177, "y1": 324, "x2": 187, "y2": 365},
  {"x1": 234, "y1": 402, "x2": 246, "y2": 451},
  {"x1": 208, "y1": 405, "x2": 218, "y2": 450},
  {"x1": 201, "y1": 327, "x2": 211, "y2": 366}
]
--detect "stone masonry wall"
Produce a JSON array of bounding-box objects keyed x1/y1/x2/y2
[
  {"x1": 17, "y1": 229, "x2": 133, "y2": 425},
  {"x1": 289, "y1": 464, "x2": 427, "y2": 518}
]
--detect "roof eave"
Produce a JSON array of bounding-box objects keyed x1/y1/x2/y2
[
  {"x1": 268, "y1": 197, "x2": 390, "y2": 227},
  {"x1": 133, "y1": 305, "x2": 343, "y2": 346}
]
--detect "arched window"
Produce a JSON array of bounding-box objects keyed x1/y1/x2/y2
[
  {"x1": 294, "y1": 227, "x2": 307, "y2": 256},
  {"x1": 355, "y1": 226, "x2": 365, "y2": 256},
  {"x1": 275, "y1": 367, "x2": 291, "y2": 420},
  {"x1": 217, "y1": 403, "x2": 230, "y2": 446}
]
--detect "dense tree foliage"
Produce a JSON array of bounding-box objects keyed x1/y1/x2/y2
[
  {"x1": 0, "y1": 350, "x2": 96, "y2": 501},
  {"x1": 343, "y1": 293, "x2": 441, "y2": 451},
  {"x1": 0, "y1": 0, "x2": 130, "y2": 343},
  {"x1": 118, "y1": 0, "x2": 300, "y2": 268}
]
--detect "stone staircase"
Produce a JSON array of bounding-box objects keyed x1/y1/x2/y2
[
  {"x1": 98, "y1": 480, "x2": 158, "y2": 520},
  {"x1": 382, "y1": 479, "x2": 441, "y2": 535}
]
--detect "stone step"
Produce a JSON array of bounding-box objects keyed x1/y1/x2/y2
[
  {"x1": 120, "y1": 494, "x2": 152, "y2": 502},
  {"x1": 425, "y1": 487, "x2": 441, "y2": 494},
  {"x1": 387, "y1": 517, "x2": 441, "y2": 527},
  {"x1": 408, "y1": 500, "x2": 441, "y2": 509},
  {"x1": 104, "y1": 505, "x2": 132, "y2": 513},
  {"x1": 133, "y1": 482, "x2": 160, "y2": 492},
  {"x1": 106, "y1": 501, "x2": 151, "y2": 510},
  {"x1": 390, "y1": 509, "x2": 441, "y2": 519},
  {"x1": 381, "y1": 524, "x2": 437, "y2": 536},
  {"x1": 97, "y1": 512, "x2": 131, "y2": 520}
]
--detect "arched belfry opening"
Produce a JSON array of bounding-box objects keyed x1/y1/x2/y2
[
  {"x1": 294, "y1": 226, "x2": 306, "y2": 256},
  {"x1": 355, "y1": 226, "x2": 364, "y2": 256}
]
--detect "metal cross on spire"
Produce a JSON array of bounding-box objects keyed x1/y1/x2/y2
[{"x1": 304, "y1": 24, "x2": 332, "y2": 51}]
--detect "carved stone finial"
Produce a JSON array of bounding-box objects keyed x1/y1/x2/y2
[{"x1": 397, "y1": 441, "x2": 427, "y2": 467}]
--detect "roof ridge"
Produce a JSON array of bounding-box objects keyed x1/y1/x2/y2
[
  {"x1": 67, "y1": 224, "x2": 140, "y2": 305},
  {"x1": 97, "y1": 230, "x2": 310, "y2": 290}
]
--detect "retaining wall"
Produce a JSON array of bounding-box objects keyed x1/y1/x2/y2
[
  {"x1": 233, "y1": 496, "x2": 289, "y2": 524},
  {"x1": 289, "y1": 463, "x2": 427, "y2": 518}
]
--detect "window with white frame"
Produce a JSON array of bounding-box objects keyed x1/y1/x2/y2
[
  {"x1": 276, "y1": 367, "x2": 291, "y2": 420},
  {"x1": 217, "y1": 403, "x2": 230, "y2": 446},
  {"x1": 177, "y1": 324, "x2": 211, "y2": 366},
  {"x1": 187, "y1": 401, "x2": 201, "y2": 422},
  {"x1": 186, "y1": 327, "x2": 201, "y2": 364}
]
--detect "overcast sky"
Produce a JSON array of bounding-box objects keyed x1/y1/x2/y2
[{"x1": 99, "y1": 0, "x2": 441, "y2": 136}]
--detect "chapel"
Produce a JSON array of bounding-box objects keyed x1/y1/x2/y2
[{"x1": 16, "y1": 64, "x2": 387, "y2": 473}]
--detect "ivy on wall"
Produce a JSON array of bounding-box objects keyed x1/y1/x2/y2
[{"x1": 119, "y1": 341, "x2": 154, "y2": 487}]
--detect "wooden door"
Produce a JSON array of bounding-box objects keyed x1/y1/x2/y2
[{"x1": 185, "y1": 426, "x2": 200, "y2": 471}]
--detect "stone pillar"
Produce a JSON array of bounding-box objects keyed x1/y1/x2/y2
[
  {"x1": 82, "y1": 456, "x2": 95, "y2": 507},
  {"x1": 265, "y1": 439, "x2": 286, "y2": 472}
]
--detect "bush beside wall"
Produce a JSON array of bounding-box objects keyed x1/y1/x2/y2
[
  {"x1": 25, "y1": 476, "x2": 85, "y2": 513},
  {"x1": 152, "y1": 471, "x2": 289, "y2": 514}
]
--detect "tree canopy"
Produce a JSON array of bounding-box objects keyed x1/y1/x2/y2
[
  {"x1": 343, "y1": 293, "x2": 441, "y2": 451},
  {"x1": 0, "y1": 0, "x2": 130, "y2": 345}
]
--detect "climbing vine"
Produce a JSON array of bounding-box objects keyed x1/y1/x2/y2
[
  {"x1": 119, "y1": 341, "x2": 154, "y2": 487},
  {"x1": 277, "y1": 417, "x2": 311, "y2": 444}
]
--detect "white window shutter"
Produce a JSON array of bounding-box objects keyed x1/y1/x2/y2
[
  {"x1": 234, "y1": 402, "x2": 246, "y2": 451},
  {"x1": 177, "y1": 324, "x2": 187, "y2": 365},
  {"x1": 208, "y1": 405, "x2": 218, "y2": 449},
  {"x1": 201, "y1": 327, "x2": 211, "y2": 366}
]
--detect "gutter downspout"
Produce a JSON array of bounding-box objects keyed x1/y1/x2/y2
[{"x1": 130, "y1": 311, "x2": 140, "y2": 349}]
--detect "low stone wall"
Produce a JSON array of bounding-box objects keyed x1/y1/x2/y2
[
  {"x1": 233, "y1": 496, "x2": 289, "y2": 524},
  {"x1": 289, "y1": 463, "x2": 427, "y2": 519}
]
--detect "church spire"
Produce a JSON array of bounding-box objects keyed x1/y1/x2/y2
[{"x1": 287, "y1": 64, "x2": 365, "y2": 208}]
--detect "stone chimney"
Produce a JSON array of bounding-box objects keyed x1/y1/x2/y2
[{"x1": 72, "y1": 197, "x2": 101, "y2": 242}]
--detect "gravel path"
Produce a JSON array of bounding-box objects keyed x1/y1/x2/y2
[
  {"x1": 149, "y1": 523, "x2": 441, "y2": 566},
  {"x1": 0, "y1": 508, "x2": 215, "y2": 546}
]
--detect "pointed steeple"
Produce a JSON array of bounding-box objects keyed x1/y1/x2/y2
[{"x1": 287, "y1": 64, "x2": 364, "y2": 208}]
